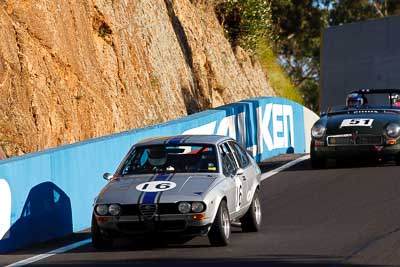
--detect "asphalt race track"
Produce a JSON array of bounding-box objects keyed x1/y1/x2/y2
[{"x1": 2, "y1": 158, "x2": 400, "y2": 266}]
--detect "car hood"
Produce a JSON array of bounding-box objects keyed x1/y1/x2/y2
[
  {"x1": 324, "y1": 112, "x2": 400, "y2": 135},
  {"x1": 96, "y1": 173, "x2": 219, "y2": 204}
]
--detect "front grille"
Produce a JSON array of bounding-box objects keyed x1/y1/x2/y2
[
  {"x1": 116, "y1": 220, "x2": 187, "y2": 232},
  {"x1": 358, "y1": 135, "x2": 383, "y2": 145},
  {"x1": 117, "y1": 221, "x2": 147, "y2": 232},
  {"x1": 121, "y1": 204, "x2": 140, "y2": 216},
  {"x1": 156, "y1": 220, "x2": 186, "y2": 231},
  {"x1": 140, "y1": 204, "x2": 157, "y2": 219},
  {"x1": 121, "y1": 204, "x2": 178, "y2": 216},
  {"x1": 158, "y1": 204, "x2": 179, "y2": 214},
  {"x1": 327, "y1": 134, "x2": 383, "y2": 146}
]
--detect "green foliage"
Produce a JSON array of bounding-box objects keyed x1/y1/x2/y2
[
  {"x1": 270, "y1": 0, "x2": 328, "y2": 85},
  {"x1": 215, "y1": 0, "x2": 304, "y2": 105},
  {"x1": 329, "y1": 0, "x2": 400, "y2": 25},
  {"x1": 268, "y1": 0, "x2": 400, "y2": 112},
  {"x1": 215, "y1": 0, "x2": 274, "y2": 53},
  {"x1": 299, "y1": 79, "x2": 319, "y2": 111},
  {"x1": 262, "y1": 0, "x2": 328, "y2": 111},
  {"x1": 329, "y1": 0, "x2": 378, "y2": 25},
  {"x1": 256, "y1": 41, "x2": 303, "y2": 105},
  {"x1": 215, "y1": 0, "x2": 400, "y2": 112}
]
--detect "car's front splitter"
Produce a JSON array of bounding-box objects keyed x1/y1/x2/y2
[
  {"x1": 314, "y1": 144, "x2": 400, "y2": 160},
  {"x1": 96, "y1": 214, "x2": 212, "y2": 237}
]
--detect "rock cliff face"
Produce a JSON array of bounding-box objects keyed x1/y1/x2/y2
[{"x1": 0, "y1": 0, "x2": 274, "y2": 157}]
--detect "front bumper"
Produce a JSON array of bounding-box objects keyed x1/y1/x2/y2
[
  {"x1": 314, "y1": 143, "x2": 400, "y2": 159},
  {"x1": 95, "y1": 214, "x2": 212, "y2": 238}
]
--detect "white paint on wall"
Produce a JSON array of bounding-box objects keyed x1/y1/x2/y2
[
  {"x1": 237, "y1": 112, "x2": 246, "y2": 145},
  {"x1": 182, "y1": 121, "x2": 216, "y2": 135},
  {"x1": 216, "y1": 115, "x2": 236, "y2": 139},
  {"x1": 0, "y1": 179, "x2": 11, "y2": 240},
  {"x1": 181, "y1": 102, "x2": 316, "y2": 154},
  {"x1": 303, "y1": 106, "x2": 319, "y2": 152},
  {"x1": 257, "y1": 103, "x2": 295, "y2": 153},
  {"x1": 283, "y1": 105, "x2": 295, "y2": 148}
]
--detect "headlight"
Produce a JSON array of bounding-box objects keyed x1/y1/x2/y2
[
  {"x1": 95, "y1": 204, "x2": 108, "y2": 216},
  {"x1": 108, "y1": 204, "x2": 121, "y2": 216},
  {"x1": 191, "y1": 202, "x2": 205, "y2": 213},
  {"x1": 386, "y1": 123, "x2": 400, "y2": 138},
  {"x1": 178, "y1": 202, "x2": 191, "y2": 214},
  {"x1": 311, "y1": 123, "x2": 326, "y2": 138}
]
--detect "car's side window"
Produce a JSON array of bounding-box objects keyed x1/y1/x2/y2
[
  {"x1": 219, "y1": 143, "x2": 238, "y2": 176},
  {"x1": 229, "y1": 141, "x2": 250, "y2": 169}
]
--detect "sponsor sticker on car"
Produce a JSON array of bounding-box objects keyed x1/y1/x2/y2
[{"x1": 340, "y1": 118, "x2": 374, "y2": 128}]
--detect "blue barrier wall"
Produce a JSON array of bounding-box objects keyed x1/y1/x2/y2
[{"x1": 0, "y1": 97, "x2": 316, "y2": 252}]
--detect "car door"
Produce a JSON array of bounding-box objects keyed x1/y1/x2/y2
[
  {"x1": 218, "y1": 142, "x2": 241, "y2": 215},
  {"x1": 228, "y1": 141, "x2": 252, "y2": 210}
]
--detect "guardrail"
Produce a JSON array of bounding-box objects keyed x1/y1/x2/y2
[{"x1": 0, "y1": 97, "x2": 318, "y2": 252}]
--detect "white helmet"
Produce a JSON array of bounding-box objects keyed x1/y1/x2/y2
[{"x1": 148, "y1": 147, "x2": 167, "y2": 166}]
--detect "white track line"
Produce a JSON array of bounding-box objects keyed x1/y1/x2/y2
[
  {"x1": 5, "y1": 239, "x2": 91, "y2": 267},
  {"x1": 7, "y1": 154, "x2": 309, "y2": 266},
  {"x1": 261, "y1": 154, "x2": 310, "y2": 181}
]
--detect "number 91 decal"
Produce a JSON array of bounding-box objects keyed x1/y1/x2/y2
[
  {"x1": 136, "y1": 181, "x2": 176, "y2": 192},
  {"x1": 340, "y1": 118, "x2": 374, "y2": 128}
]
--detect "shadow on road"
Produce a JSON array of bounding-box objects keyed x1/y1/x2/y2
[
  {"x1": 31, "y1": 257, "x2": 384, "y2": 267},
  {"x1": 268, "y1": 158, "x2": 398, "y2": 173}
]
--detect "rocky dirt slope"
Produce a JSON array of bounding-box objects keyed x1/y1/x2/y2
[{"x1": 0, "y1": 0, "x2": 274, "y2": 157}]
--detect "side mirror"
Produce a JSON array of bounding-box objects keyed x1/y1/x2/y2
[
  {"x1": 235, "y1": 168, "x2": 244, "y2": 176},
  {"x1": 103, "y1": 172, "x2": 113, "y2": 181}
]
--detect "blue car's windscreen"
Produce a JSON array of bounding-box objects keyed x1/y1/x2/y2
[
  {"x1": 119, "y1": 145, "x2": 218, "y2": 175},
  {"x1": 328, "y1": 93, "x2": 400, "y2": 113}
]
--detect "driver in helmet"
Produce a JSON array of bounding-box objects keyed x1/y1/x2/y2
[
  {"x1": 147, "y1": 147, "x2": 174, "y2": 172},
  {"x1": 346, "y1": 93, "x2": 368, "y2": 109},
  {"x1": 148, "y1": 147, "x2": 167, "y2": 166},
  {"x1": 390, "y1": 94, "x2": 400, "y2": 107}
]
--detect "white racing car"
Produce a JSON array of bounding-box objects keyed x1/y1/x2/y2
[{"x1": 92, "y1": 135, "x2": 262, "y2": 248}]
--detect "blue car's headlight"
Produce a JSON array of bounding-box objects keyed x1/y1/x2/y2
[
  {"x1": 386, "y1": 123, "x2": 400, "y2": 138},
  {"x1": 311, "y1": 123, "x2": 326, "y2": 138}
]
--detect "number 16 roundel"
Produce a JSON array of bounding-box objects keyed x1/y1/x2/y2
[{"x1": 136, "y1": 181, "x2": 176, "y2": 192}]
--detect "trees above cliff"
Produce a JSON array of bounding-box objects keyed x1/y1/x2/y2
[{"x1": 215, "y1": 0, "x2": 400, "y2": 112}]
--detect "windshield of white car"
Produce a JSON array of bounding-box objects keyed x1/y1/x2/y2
[{"x1": 119, "y1": 144, "x2": 219, "y2": 175}]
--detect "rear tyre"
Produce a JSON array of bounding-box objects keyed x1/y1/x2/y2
[
  {"x1": 240, "y1": 191, "x2": 262, "y2": 232},
  {"x1": 208, "y1": 200, "x2": 230, "y2": 246},
  {"x1": 91, "y1": 214, "x2": 114, "y2": 249}
]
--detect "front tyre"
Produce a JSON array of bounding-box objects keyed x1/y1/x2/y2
[
  {"x1": 208, "y1": 200, "x2": 230, "y2": 246},
  {"x1": 240, "y1": 191, "x2": 262, "y2": 232},
  {"x1": 395, "y1": 153, "x2": 400, "y2": 166},
  {"x1": 310, "y1": 141, "x2": 325, "y2": 169},
  {"x1": 91, "y1": 214, "x2": 114, "y2": 249}
]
